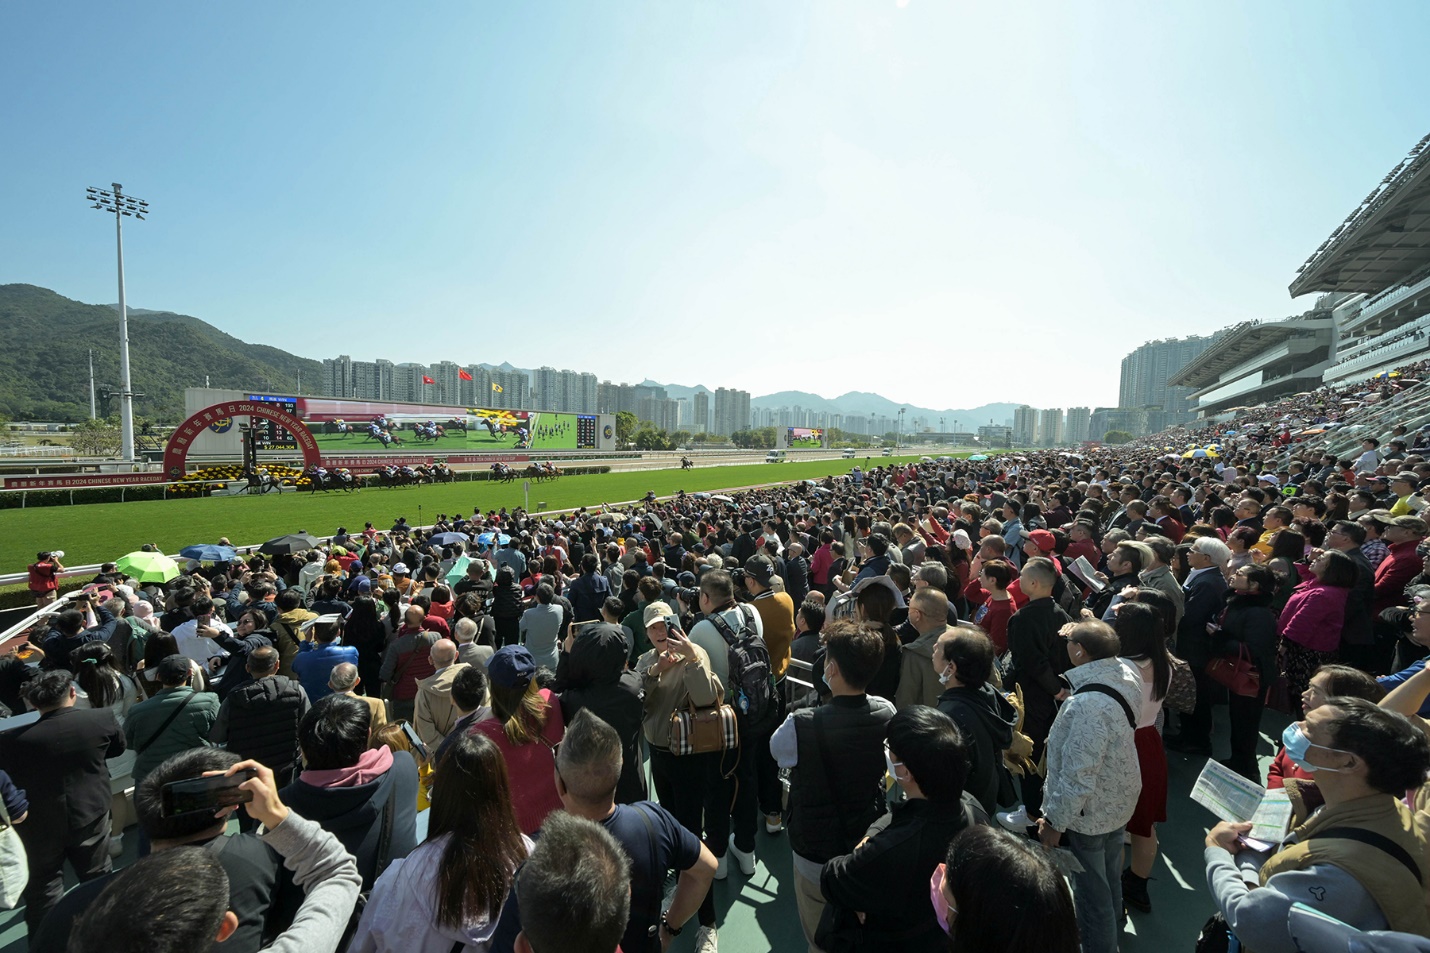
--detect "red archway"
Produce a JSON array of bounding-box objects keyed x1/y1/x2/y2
[{"x1": 163, "y1": 400, "x2": 321, "y2": 478}]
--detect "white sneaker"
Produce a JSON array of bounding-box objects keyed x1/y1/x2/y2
[
  {"x1": 765, "y1": 812, "x2": 785, "y2": 834},
  {"x1": 108, "y1": 835, "x2": 124, "y2": 859},
  {"x1": 728, "y1": 834, "x2": 755, "y2": 875},
  {"x1": 714, "y1": 851, "x2": 728, "y2": 880},
  {"x1": 996, "y1": 805, "x2": 1032, "y2": 831},
  {"x1": 694, "y1": 925, "x2": 718, "y2": 953}
]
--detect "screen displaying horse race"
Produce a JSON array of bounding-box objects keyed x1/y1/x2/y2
[
  {"x1": 287, "y1": 398, "x2": 600, "y2": 451},
  {"x1": 786, "y1": 427, "x2": 825, "y2": 448}
]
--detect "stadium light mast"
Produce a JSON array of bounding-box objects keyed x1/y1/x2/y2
[{"x1": 86, "y1": 183, "x2": 149, "y2": 465}]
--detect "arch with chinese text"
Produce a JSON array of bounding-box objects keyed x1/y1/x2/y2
[{"x1": 162, "y1": 401, "x2": 321, "y2": 478}]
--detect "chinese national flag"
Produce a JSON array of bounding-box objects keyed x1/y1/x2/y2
[
  {"x1": 458, "y1": 368, "x2": 473, "y2": 381},
  {"x1": 422, "y1": 375, "x2": 435, "y2": 385}
]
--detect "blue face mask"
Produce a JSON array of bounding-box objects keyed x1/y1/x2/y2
[{"x1": 1281, "y1": 722, "x2": 1349, "y2": 773}]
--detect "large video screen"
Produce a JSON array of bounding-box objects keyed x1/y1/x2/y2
[
  {"x1": 787, "y1": 427, "x2": 825, "y2": 448},
  {"x1": 286, "y1": 398, "x2": 597, "y2": 451}
]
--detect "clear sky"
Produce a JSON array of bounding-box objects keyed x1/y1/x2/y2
[{"x1": 3, "y1": 1, "x2": 1428, "y2": 411}]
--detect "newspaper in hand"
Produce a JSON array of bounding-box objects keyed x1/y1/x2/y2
[
  {"x1": 1190, "y1": 758, "x2": 1294, "y2": 846},
  {"x1": 1068, "y1": 556, "x2": 1107, "y2": 592}
]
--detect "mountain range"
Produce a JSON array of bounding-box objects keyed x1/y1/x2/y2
[{"x1": 0, "y1": 285, "x2": 1016, "y2": 428}]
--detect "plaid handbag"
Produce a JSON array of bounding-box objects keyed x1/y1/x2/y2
[{"x1": 669, "y1": 698, "x2": 739, "y2": 755}]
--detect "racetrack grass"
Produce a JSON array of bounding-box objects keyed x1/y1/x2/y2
[{"x1": 0, "y1": 455, "x2": 931, "y2": 574}]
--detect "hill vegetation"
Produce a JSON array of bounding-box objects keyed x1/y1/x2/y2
[{"x1": 0, "y1": 284, "x2": 323, "y2": 423}]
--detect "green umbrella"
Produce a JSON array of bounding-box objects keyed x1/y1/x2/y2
[
  {"x1": 445, "y1": 555, "x2": 471, "y2": 586},
  {"x1": 115, "y1": 551, "x2": 181, "y2": 583}
]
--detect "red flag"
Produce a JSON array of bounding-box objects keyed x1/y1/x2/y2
[
  {"x1": 422, "y1": 375, "x2": 435, "y2": 384},
  {"x1": 458, "y1": 368, "x2": 473, "y2": 381}
]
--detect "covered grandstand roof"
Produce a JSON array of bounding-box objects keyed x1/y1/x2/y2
[
  {"x1": 1168, "y1": 320, "x2": 1298, "y2": 388},
  {"x1": 1290, "y1": 132, "x2": 1430, "y2": 297}
]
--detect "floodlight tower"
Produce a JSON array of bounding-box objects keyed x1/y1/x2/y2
[{"x1": 86, "y1": 183, "x2": 149, "y2": 464}]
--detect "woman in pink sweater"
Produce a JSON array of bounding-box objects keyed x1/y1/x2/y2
[{"x1": 1276, "y1": 550, "x2": 1356, "y2": 718}]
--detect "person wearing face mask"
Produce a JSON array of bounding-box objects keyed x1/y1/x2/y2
[
  {"x1": 819, "y1": 706, "x2": 978, "y2": 953},
  {"x1": 933, "y1": 628, "x2": 1017, "y2": 816},
  {"x1": 1204, "y1": 698, "x2": 1430, "y2": 952},
  {"x1": 932, "y1": 825, "x2": 1080, "y2": 953},
  {"x1": 1034, "y1": 620, "x2": 1142, "y2": 953}
]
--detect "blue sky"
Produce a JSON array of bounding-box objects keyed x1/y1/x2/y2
[{"x1": 3, "y1": 1, "x2": 1428, "y2": 411}]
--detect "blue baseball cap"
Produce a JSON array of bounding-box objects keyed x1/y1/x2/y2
[{"x1": 488, "y1": 645, "x2": 537, "y2": 688}]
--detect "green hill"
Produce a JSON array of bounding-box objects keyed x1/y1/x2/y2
[{"x1": 0, "y1": 284, "x2": 323, "y2": 423}]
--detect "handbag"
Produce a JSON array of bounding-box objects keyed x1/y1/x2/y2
[
  {"x1": 0, "y1": 799, "x2": 27, "y2": 910},
  {"x1": 1204, "y1": 644, "x2": 1261, "y2": 698},
  {"x1": 1164, "y1": 653, "x2": 1197, "y2": 714},
  {"x1": 669, "y1": 698, "x2": 738, "y2": 756}
]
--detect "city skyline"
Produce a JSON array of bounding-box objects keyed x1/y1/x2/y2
[{"x1": 5, "y1": 3, "x2": 1430, "y2": 411}]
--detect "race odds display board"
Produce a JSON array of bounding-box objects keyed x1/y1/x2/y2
[{"x1": 245, "y1": 394, "x2": 299, "y2": 450}]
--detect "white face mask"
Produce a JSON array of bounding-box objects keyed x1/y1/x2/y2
[
  {"x1": 885, "y1": 750, "x2": 904, "y2": 781},
  {"x1": 937, "y1": 664, "x2": 954, "y2": 687}
]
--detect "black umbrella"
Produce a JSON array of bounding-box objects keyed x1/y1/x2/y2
[{"x1": 259, "y1": 533, "x2": 320, "y2": 555}]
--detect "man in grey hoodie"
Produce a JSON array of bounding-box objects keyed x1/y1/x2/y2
[{"x1": 1036, "y1": 619, "x2": 1143, "y2": 953}]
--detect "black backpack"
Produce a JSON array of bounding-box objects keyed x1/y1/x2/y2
[{"x1": 708, "y1": 603, "x2": 774, "y2": 723}]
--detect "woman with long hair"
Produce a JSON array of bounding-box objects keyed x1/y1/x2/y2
[
  {"x1": 72, "y1": 640, "x2": 141, "y2": 855},
  {"x1": 855, "y1": 582, "x2": 903, "y2": 700},
  {"x1": 1215, "y1": 565, "x2": 1280, "y2": 782},
  {"x1": 1262, "y1": 529, "x2": 1306, "y2": 614},
  {"x1": 1112, "y1": 601, "x2": 1171, "y2": 915},
  {"x1": 381, "y1": 587, "x2": 405, "y2": 641},
  {"x1": 134, "y1": 632, "x2": 205, "y2": 698},
  {"x1": 347, "y1": 732, "x2": 531, "y2": 952},
  {"x1": 934, "y1": 825, "x2": 1079, "y2": 953},
  {"x1": 1277, "y1": 549, "x2": 1356, "y2": 717},
  {"x1": 470, "y1": 645, "x2": 564, "y2": 834},
  {"x1": 344, "y1": 595, "x2": 387, "y2": 694}
]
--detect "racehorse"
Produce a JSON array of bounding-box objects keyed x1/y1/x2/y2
[
  {"x1": 431, "y1": 464, "x2": 455, "y2": 484},
  {"x1": 245, "y1": 470, "x2": 278, "y2": 494},
  {"x1": 371, "y1": 466, "x2": 412, "y2": 488},
  {"x1": 323, "y1": 420, "x2": 354, "y2": 438},
  {"x1": 412, "y1": 422, "x2": 446, "y2": 443},
  {"x1": 680, "y1": 456, "x2": 694, "y2": 470},
  {"x1": 525, "y1": 462, "x2": 560, "y2": 483},
  {"x1": 308, "y1": 468, "x2": 355, "y2": 494},
  {"x1": 491, "y1": 462, "x2": 515, "y2": 484}
]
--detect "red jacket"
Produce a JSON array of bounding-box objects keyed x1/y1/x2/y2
[
  {"x1": 809, "y1": 544, "x2": 834, "y2": 585},
  {"x1": 1155, "y1": 516, "x2": 1186, "y2": 544},
  {"x1": 1374, "y1": 539, "x2": 1423, "y2": 614},
  {"x1": 1266, "y1": 748, "x2": 1312, "y2": 789},
  {"x1": 1277, "y1": 580, "x2": 1349, "y2": 653}
]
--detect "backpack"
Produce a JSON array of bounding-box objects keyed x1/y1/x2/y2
[{"x1": 708, "y1": 604, "x2": 774, "y2": 724}]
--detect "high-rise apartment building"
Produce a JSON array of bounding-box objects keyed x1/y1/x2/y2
[
  {"x1": 713, "y1": 387, "x2": 751, "y2": 436},
  {"x1": 1012, "y1": 405, "x2": 1038, "y2": 446},
  {"x1": 1118, "y1": 336, "x2": 1216, "y2": 424},
  {"x1": 1039, "y1": 408, "x2": 1064, "y2": 447},
  {"x1": 1065, "y1": 407, "x2": 1091, "y2": 444},
  {"x1": 693, "y1": 391, "x2": 710, "y2": 433}
]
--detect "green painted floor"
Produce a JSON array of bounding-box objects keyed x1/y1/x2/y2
[{"x1": 0, "y1": 707, "x2": 1288, "y2": 953}]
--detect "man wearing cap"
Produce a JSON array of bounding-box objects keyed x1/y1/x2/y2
[
  {"x1": 1374, "y1": 515, "x2": 1429, "y2": 616},
  {"x1": 412, "y1": 639, "x2": 470, "y2": 750},
  {"x1": 1390, "y1": 473, "x2": 1424, "y2": 517},
  {"x1": 292, "y1": 615, "x2": 360, "y2": 703}
]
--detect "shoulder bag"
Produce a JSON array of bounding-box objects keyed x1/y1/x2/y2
[
  {"x1": 136, "y1": 689, "x2": 197, "y2": 754},
  {"x1": 669, "y1": 696, "x2": 738, "y2": 756},
  {"x1": 1164, "y1": 653, "x2": 1197, "y2": 713},
  {"x1": 1204, "y1": 643, "x2": 1260, "y2": 698},
  {"x1": 0, "y1": 799, "x2": 27, "y2": 910}
]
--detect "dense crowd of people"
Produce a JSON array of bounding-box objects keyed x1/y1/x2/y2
[{"x1": 10, "y1": 381, "x2": 1430, "y2": 952}]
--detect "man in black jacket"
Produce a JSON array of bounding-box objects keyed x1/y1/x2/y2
[
  {"x1": 211, "y1": 647, "x2": 310, "y2": 790},
  {"x1": 0, "y1": 670, "x2": 125, "y2": 934},
  {"x1": 1166, "y1": 537, "x2": 1231, "y2": 756},
  {"x1": 1325, "y1": 520, "x2": 1382, "y2": 673},
  {"x1": 770, "y1": 620, "x2": 894, "y2": 951},
  {"x1": 556, "y1": 622, "x2": 646, "y2": 804},
  {"x1": 38, "y1": 595, "x2": 121, "y2": 671},
  {"x1": 935, "y1": 627, "x2": 1017, "y2": 815},
  {"x1": 31, "y1": 747, "x2": 303, "y2": 953},
  {"x1": 212, "y1": 608, "x2": 276, "y2": 700},
  {"x1": 783, "y1": 542, "x2": 811, "y2": 608},
  {"x1": 279, "y1": 693, "x2": 417, "y2": 889},
  {"x1": 1002, "y1": 557, "x2": 1071, "y2": 827}
]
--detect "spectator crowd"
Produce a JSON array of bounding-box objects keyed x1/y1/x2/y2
[{"x1": 10, "y1": 387, "x2": 1430, "y2": 952}]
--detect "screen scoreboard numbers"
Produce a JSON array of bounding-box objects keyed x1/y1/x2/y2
[
  {"x1": 245, "y1": 394, "x2": 299, "y2": 450},
  {"x1": 577, "y1": 414, "x2": 597, "y2": 449}
]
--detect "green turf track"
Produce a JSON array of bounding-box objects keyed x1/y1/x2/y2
[{"x1": 0, "y1": 456, "x2": 930, "y2": 573}]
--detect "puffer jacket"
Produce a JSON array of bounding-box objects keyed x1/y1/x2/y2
[{"x1": 1040, "y1": 656, "x2": 1143, "y2": 836}]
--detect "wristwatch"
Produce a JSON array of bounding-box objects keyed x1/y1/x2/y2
[{"x1": 660, "y1": 912, "x2": 682, "y2": 937}]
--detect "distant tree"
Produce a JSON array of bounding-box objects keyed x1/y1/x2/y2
[
  {"x1": 615, "y1": 411, "x2": 639, "y2": 448},
  {"x1": 670, "y1": 430, "x2": 692, "y2": 447},
  {"x1": 70, "y1": 419, "x2": 122, "y2": 456},
  {"x1": 690, "y1": 432, "x2": 710, "y2": 444},
  {"x1": 1103, "y1": 430, "x2": 1133, "y2": 445},
  {"x1": 633, "y1": 426, "x2": 673, "y2": 451}
]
